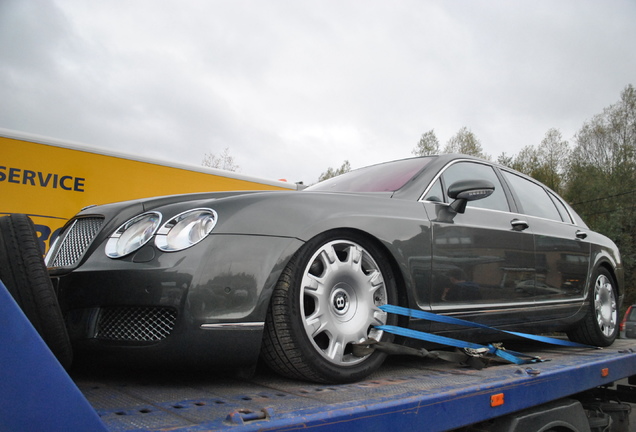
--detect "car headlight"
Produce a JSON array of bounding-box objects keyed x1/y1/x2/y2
[
  {"x1": 155, "y1": 208, "x2": 217, "y2": 252},
  {"x1": 105, "y1": 212, "x2": 162, "y2": 258}
]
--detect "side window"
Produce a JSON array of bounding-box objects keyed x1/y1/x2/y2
[
  {"x1": 548, "y1": 191, "x2": 573, "y2": 223},
  {"x1": 502, "y1": 171, "x2": 562, "y2": 221},
  {"x1": 423, "y1": 178, "x2": 444, "y2": 202},
  {"x1": 429, "y1": 162, "x2": 509, "y2": 212}
]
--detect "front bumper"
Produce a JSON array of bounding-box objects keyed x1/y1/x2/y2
[
  {"x1": 65, "y1": 305, "x2": 265, "y2": 367},
  {"x1": 51, "y1": 233, "x2": 303, "y2": 366}
]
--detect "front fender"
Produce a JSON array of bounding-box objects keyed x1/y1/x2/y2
[
  {"x1": 199, "y1": 192, "x2": 434, "y2": 310},
  {"x1": 186, "y1": 234, "x2": 304, "y2": 324}
]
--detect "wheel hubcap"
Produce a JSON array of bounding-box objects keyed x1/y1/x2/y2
[
  {"x1": 300, "y1": 240, "x2": 388, "y2": 366},
  {"x1": 594, "y1": 274, "x2": 617, "y2": 337}
]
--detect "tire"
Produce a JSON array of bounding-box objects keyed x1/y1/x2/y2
[
  {"x1": 261, "y1": 231, "x2": 398, "y2": 383},
  {"x1": 0, "y1": 214, "x2": 73, "y2": 369},
  {"x1": 567, "y1": 267, "x2": 618, "y2": 347}
]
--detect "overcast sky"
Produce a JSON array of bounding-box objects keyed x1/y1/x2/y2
[{"x1": 1, "y1": 1, "x2": 634, "y2": 185}]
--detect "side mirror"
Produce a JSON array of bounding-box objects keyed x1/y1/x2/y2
[{"x1": 447, "y1": 179, "x2": 495, "y2": 214}]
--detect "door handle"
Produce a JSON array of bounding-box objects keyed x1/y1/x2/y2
[
  {"x1": 576, "y1": 230, "x2": 588, "y2": 239},
  {"x1": 511, "y1": 219, "x2": 529, "y2": 231}
]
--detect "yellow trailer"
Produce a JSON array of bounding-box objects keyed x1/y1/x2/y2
[{"x1": 1, "y1": 128, "x2": 297, "y2": 253}]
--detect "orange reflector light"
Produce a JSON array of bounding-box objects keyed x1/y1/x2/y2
[
  {"x1": 490, "y1": 393, "x2": 505, "y2": 407},
  {"x1": 601, "y1": 368, "x2": 609, "y2": 377}
]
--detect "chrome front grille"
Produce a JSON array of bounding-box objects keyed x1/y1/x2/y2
[
  {"x1": 49, "y1": 217, "x2": 104, "y2": 267},
  {"x1": 97, "y1": 307, "x2": 177, "y2": 342}
]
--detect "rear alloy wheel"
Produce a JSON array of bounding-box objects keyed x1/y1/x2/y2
[
  {"x1": 262, "y1": 231, "x2": 397, "y2": 383},
  {"x1": 567, "y1": 267, "x2": 618, "y2": 347}
]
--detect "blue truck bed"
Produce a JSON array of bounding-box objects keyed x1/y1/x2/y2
[{"x1": 73, "y1": 340, "x2": 636, "y2": 431}]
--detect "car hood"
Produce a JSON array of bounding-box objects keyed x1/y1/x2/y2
[
  {"x1": 73, "y1": 188, "x2": 417, "y2": 244},
  {"x1": 80, "y1": 189, "x2": 395, "y2": 216}
]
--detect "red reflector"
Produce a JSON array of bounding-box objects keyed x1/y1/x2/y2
[{"x1": 601, "y1": 368, "x2": 609, "y2": 377}]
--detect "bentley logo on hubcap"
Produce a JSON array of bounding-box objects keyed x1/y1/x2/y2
[{"x1": 333, "y1": 292, "x2": 349, "y2": 312}]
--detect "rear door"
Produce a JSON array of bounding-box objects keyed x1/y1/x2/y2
[{"x1": 499, "y1": 170, "x2": 590, "y2": 319}]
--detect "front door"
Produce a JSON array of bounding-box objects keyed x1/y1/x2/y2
[{"x1": 422, "y1": 161, "x2": 538, "y2": 330}]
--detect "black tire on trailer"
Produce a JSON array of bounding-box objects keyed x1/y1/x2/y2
[{"x1": 0, "y1": 214, "x2": 73, "y2": 369}]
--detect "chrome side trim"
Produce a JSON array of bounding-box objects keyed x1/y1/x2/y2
[
  {"x1": 200, "y1": 322, "x2": 265, "y2": 331},
  {"x1": 431, "y1": 299, "x2": 585, "y2": 314}
]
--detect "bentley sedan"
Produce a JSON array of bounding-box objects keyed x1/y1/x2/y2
[{"x1": 46, "y1": 154, "x2": 623, "y2": 383}]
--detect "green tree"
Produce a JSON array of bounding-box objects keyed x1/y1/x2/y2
[
  {"x1": 512, "y1": 128, "x2": 570, "y2": 193},
  {"x1": 318, "y1": 160, "x2": 351, "y2": 182},
  {"x1": 412, "y1": 129, "x2": 440, "y2": 156},
  {"x1": 510, "y1": 144, "x2": 541, "y2": 176},
  {"x1": 443, "y1": 127, "x2": 490, "y2": 160},
  {"x1": 500, "y1": 129, "x2": 569, "y2": 193},
  {"x1": 496, "y1": 152, "x2": 514, "y2": 167},
  {"x1": 570, "y1": 84, "x2": 635, "y2": 176},
  {"x1": 534, "y1": 128, "x2": 570, "y2": 193}
]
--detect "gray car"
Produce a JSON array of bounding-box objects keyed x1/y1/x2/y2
[{"x1": 46, "y1": 154, "x2": 623, "y2": 383}]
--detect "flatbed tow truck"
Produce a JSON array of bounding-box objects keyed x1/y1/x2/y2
[{"x1": 2, "y1": 275, "x2": 636, "y2": 432}]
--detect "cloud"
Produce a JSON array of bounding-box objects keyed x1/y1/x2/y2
[{"x1": 1, "y1": 0, "x2": 634, "y2": 184}]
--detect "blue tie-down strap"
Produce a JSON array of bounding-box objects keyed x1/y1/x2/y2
[
  {"x1": 377, "y1": 304, "x2": 597, "y2": 366},
  {"x1": 375, "y1": 324, "x2": 532, "y2": 365}
]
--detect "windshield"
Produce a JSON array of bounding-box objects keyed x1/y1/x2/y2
[{"x1": 307, "y1": 157, "x2": 434, "y2": 193}]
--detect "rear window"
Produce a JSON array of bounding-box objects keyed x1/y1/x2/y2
[
  {"x1": 308, "y1": 157, "x2": 433, "y2": 193},
  {"x1": 502, "y1": 170, "x2": 563, "y2": 221}
]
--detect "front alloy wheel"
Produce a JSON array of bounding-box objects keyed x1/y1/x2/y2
[
  {"x1": 262, "y1": 231, "x2": 397, "y2": 383},
  {"x1": 301, "y1": 239, "x2": 388, "y2": 367}
]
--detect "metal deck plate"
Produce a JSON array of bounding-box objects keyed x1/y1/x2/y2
[{"x1": 70, "y1": 339, "x2": 636, "y2": 431}]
